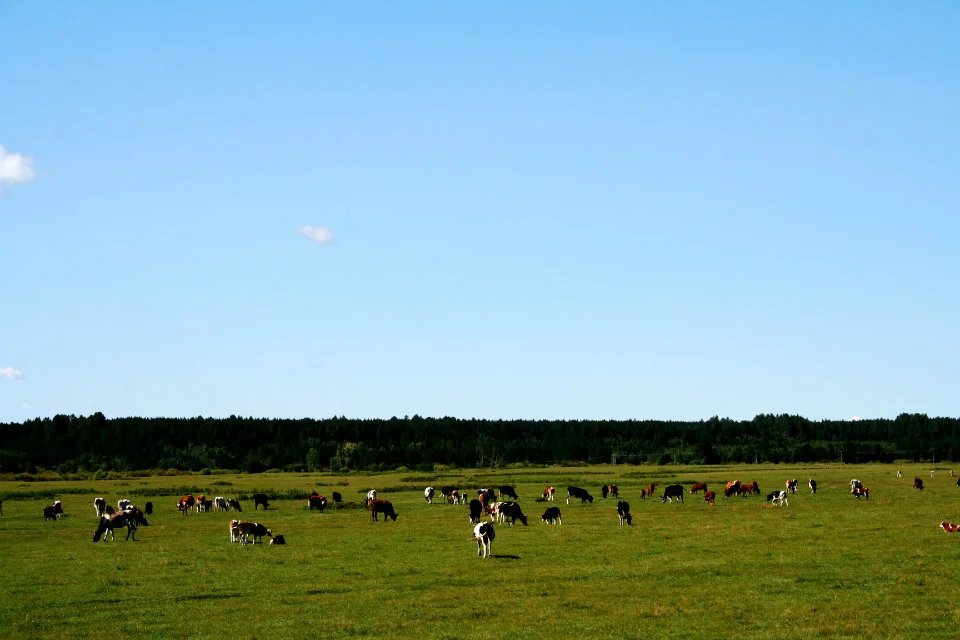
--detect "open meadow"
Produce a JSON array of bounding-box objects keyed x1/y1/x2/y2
[{"x1": 2, "y1": 463, "x2": 960, "y2": 640}]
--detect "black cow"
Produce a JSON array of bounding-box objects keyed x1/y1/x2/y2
[
  {"x1": 617, "y1": 500, "x2": 632, "y2": 525},
  {"x1": 269, "y1": 534, "x2": 286, "y2": 545},
  {"x1": 253, "y1": 493, "x2": 270, "y2": 510},
  {"x1": 661, "y1": 484, "x2": 684, "y2": 503},
  {"x1": 541, "y1": 506, "x2": 562, "y2": 525},
  {"x1": 498, "y1": 485, "x2": 518, "y2": 500},
  {"x1": 478, "y1": 488, "x2": 497, "y2": 506},
  {"x1": 228, "y1": 499, "x2": 242, "y2": 512},
  {"x1": 566, "y1": 486, "x2": 593, "y2": 504},
  {"x1": 498, "y1": 501, "x2": 528, "y2": 526},
  {"x1": 468, "y1": 499, "x2": 483, "y2": 524},
  {"x1": 331, "y1": 492, "x2": 342, "y2": 503},
  {"x1": 144, "y1": 501, "x2": 154, "y2": 516},
  {"x1": 601, "y1": 485, "x2": 610, "y2": 499}
]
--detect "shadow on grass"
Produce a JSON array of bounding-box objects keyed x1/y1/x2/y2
[{"x1": 491, "y1": 554, "x2": 520, "y2": 560}]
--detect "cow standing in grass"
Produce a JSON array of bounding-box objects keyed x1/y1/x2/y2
[
  {"x1": 369, "y1": 499, "x2": 398, "y2": 522},
  {"x1": 617, "y1": 500, "x2": 632, "y2": 525},
  {"x1": 541, "y1": 506, "x2": 562, "y2": 525},
  {"x1": 473, "y1": 522, "x2": 495, "y2": 558}
]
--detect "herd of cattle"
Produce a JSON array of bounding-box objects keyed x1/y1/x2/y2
[{"x1": 31, "y1": 473, "x2": 955, "y2": 555}]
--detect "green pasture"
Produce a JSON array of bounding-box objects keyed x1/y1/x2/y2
[{"x1": 2, "y1": 464, "x2": 959, "y2": 639}]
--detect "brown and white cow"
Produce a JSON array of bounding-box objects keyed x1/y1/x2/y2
[
  {"x1": 308, "y1": 493, "x2": 327, "y2": 512},
  {"x1": 724, "y1": 480, "x2": 741, "y2": 498},
  {"x1": 940, "y1": 521, "x2": 960, "y2": 533},
  {"x1": 542, "y1": 486, "x2": 556, "y2": 501},
  {"x1": 176, "y1": 494, "x2": 195, "y2": 515},
  {"x1": 93, "y1": 507, "x2": 148, "y2": 542}
]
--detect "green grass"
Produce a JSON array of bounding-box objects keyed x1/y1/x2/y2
[{"x1": 2, "y1": 464, "x2": 959, "y2": 639}]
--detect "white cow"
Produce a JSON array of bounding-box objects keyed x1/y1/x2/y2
[{"x1": 424, "y1": 487, "x2": 434, "y2": 504}]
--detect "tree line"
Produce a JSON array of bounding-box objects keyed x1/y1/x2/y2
[{"x1": 0, "y1": 412, "x2": 956, "y2": 474}]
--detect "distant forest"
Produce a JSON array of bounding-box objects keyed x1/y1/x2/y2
[{"x1": 0, "y1": 412, "x2": 958, "y2": 474}]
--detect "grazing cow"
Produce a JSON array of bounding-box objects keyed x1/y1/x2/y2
[
  {"x1": 369, "y1": 499, "x2": 398, "y2": 522},
  {"x1": 852, "y1": 486, "x2": 870, "y2": 499},
  {"x1": 176, "y1": 494, "x2": 195, "y2": 515},
  {"x1": 661, "y1": 484, "x2": 684, "y2": 503},
  {"x1": 639, "y1": 489, "x2": 647, "y2": 500},
  {"x1": 214, "y1": 496, "x2": 228, "y2": 512},
  {"x1": 566, "y1": 487, "x2": 593, "y2": 504},
  {"x1": 236, "y1": 521, "x2": 272, "y2": 545},
  {"x1": 767, "y1": 490, "x2": 789, "y2": 507},
  {"x1": 144, "y1": 501, "x2": 153, "y2": 516},
  {"x1": 704, "y1": 490, "x2": 717, "y2": 505},
  {"x1": 118, "y1": 499, "x2": 133, "y2": 512},
  {"x1": 541, "y1": 506, "x2": 562, "y2": 525},
  {"x1": 307, "y1": 493, "x2": 327, "y2": 512},
  {"x1": 497, "y1": 501, "x2": 528, "y2": 526},
  {"x1": 94, "y1": 497, "x2": 106, "y2": 518},
  {"x1": 808, "y1": 479, "x2": 817, "y2": 494},
  {"x1": 44, "y1": 501, "x2": 64, "y2": 521},
  {"x1": 93, "y1": 507, "x2": 148, "y2": 542},
  {"x1": 646, "y1": 483, "x2": 656, "y2": 499},
  {"x1": 269, "y1": 534, "x2": 286, "y2": 545},
  {"x1": 608, "y1": 484, "x2": 619, "y2": 499},
  {"x1": 850, "y1": 479, "x2": 864, "y2": 491},
  {"x1": 617, "y1": 500, "x2": 632, "y2": 525},
  {"x1": 253, "y1": 494, "x2": 270, "y2": 510},
  {"x1": 896, "y1": 470, "x2": 902, "y2": 478},
  {"x1": 542, "y1": 486, "x2": 556, "y2": 501},
  {"x1": 424, "y1": 487, "x2": 435, "y2": 504},
  {"x1": 478, "y1": 488, "x2": 496, "y2": 506},
  {"x1": 195, "y1": 496, "x2": 212, "y2": 513},
  {"x1": 473, "y1": 522, "x2": 495, "y2": 558},
  {"x1": 601, "y1": 485, "x2": 609, "y2": 499},
  {"x1": 450, "y1": 490, "x2": 462, "y2": 504},
  {"x1": 498, "y1": 485, "x2": 518, "y2": 501},
  {"x1": 786, "y1": 479, "x2": 798, "y2": 494},
  {"x1": 690, "y1": 482, "x2": 708, "y2": 495},
  {"x1": 468, "y1": 499, "x2": 483, "y2": 524},
  {"x1": 940, "y1": 521, "x2": 960, "y2": 533},
  {"x1": 724, "y1": 480, "x2": 741, "y2": 498},
  {"x1": 331, "y1": 492, "x2": 342, "y2": 503},
  {"x1": 228, "y1": 499, "x2": 242, "y2": 512},
  {"x1": 439, "y1": 486, "x2": 456, "y2": 503},
  {"x1": 913, "y1": 477, "x2": 924, "y2": 491},
  {"x1": 741, "y1": 481, "x2": 760, "y2": 496}
]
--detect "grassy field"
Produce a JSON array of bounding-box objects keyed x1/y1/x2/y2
[{"x1": 2, "y1": 463, "x2": 959, "y2": 640}]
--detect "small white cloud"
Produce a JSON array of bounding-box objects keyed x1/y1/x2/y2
[
  {"x1": 0, "y1": 145, "x2": 36, "y2": 187},
  {"x1": 21, "y1": 402, "x2": 33, "y2": 410},
  {"x1": 1, "y1": 366, "x2": 24, "y2": 380},
  {"x1": 851, "y1": 415, "x2": 861, "y2": 421},
  {"x1": 297, "y1": 225, "x2": 333, "y2": 245}
]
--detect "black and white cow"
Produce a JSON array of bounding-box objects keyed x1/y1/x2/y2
[
  {"x1": 541, "y1": 506, "x2": 562, "y2": 525},
  {"x1": 566, "y1": 487, "x2": 593, "y2": 504},
  {"x1": 235, "y1": 521, "x2": 272, "y2": 545},
  {"x1": 44, "y1": 501, "x2": 64, "y2": 521},
  {"x1": 496, "y1": 501, "x2": 528, "y2": 526},
  {"x1": 117, "y1": 499, "x2": 133, "y2": 512},
  {"x1": 661, "y1": 484, "x2": 684, "y2": 503},
  {"x1": 786, "y1": 479, "x2": 799, "y2": 494},
  {"x1": 473, "y1": 522, "x2": 495, "y2": 558},
  {"x1": 617, "y1": 500, "x2": 632, "y2": 525},
  {"x1": 424, "y1": 487, "x2": 435, "y2": 504},
  {"x1": 767, "y1": 490, "x2": 789, "y2": 507},
  {"x1": 808, "y1": 479, "x2": 817, "y2": 494},
  {"x1": 214, "y1": 496, "x2": 229, "y2": 512},
  {"x1": 94, "y1": 497, "x2": 106, "y2": 518}
]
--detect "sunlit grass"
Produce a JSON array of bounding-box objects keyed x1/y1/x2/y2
[{"x1": 1, "y1": 463, "x2": 958, "y2": 639}]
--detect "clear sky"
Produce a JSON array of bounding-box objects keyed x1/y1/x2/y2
[{"x1": 1, "y1": 3, "x2": 957, "y2": 423}]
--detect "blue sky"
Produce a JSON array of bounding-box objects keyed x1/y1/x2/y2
[{"x1": 1, "y1": 3, "x2": 957, "y2": 422}]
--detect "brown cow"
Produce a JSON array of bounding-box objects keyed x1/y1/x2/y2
[
  {"x1": 369, "y1": 498, "x2": 398, "y2": 522},
  {"x1": 690, "y1": 482, "x2": 708, "y2": 494},
  {"x1": 308, "y1": 493, "x2": 327, "y2": 512},
  {"x1": 703, "y1": 490, "x2": 717, "y2": 505},
  {"x1": 913, "y1": 477, "x2": 924, "y2": 491},
  {"x1": 724, "y1": 480, "x2": 741, "y2": 497},
  {"x1": 176, "y1": 494, "x2": 195, "y2": 515},
  {"x1": 646, "y1": 483, "x2": 656, "y2": 498}
]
